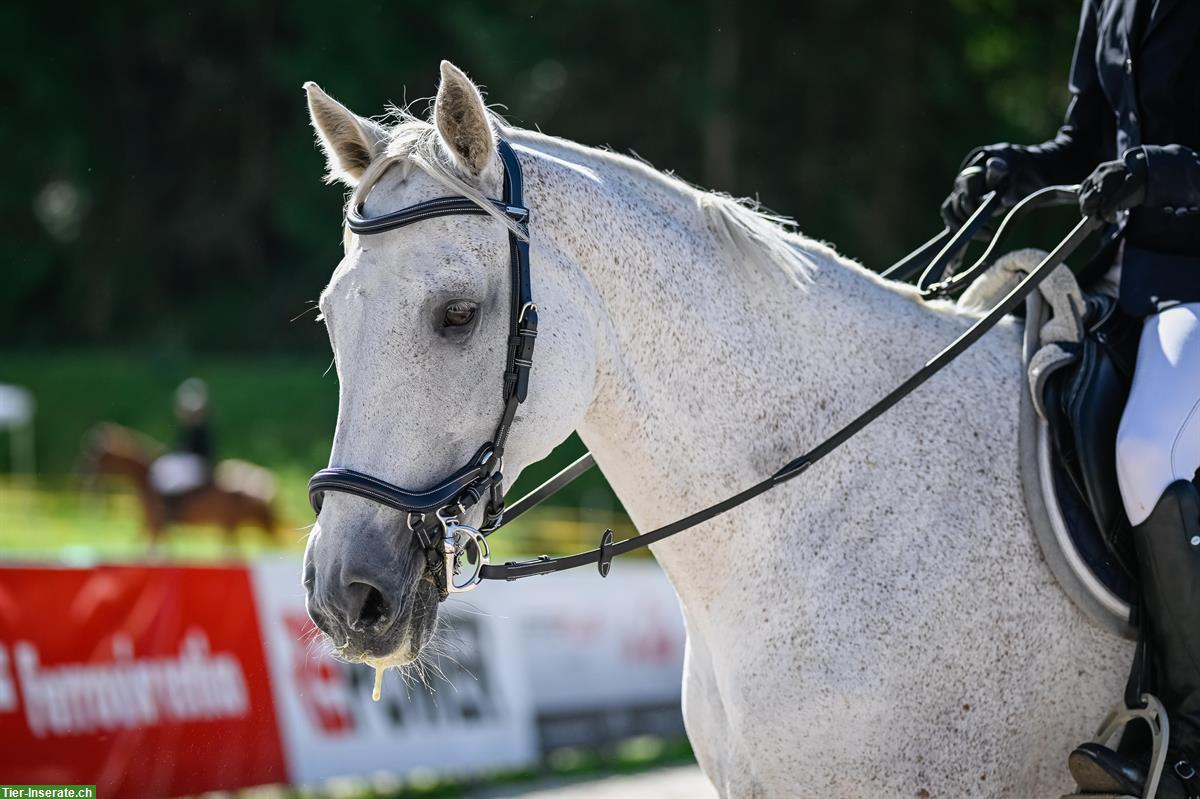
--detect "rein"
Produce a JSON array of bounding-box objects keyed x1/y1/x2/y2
[
  {"x1": 308, "y1": 138, "x2": 1100, "y2": 596},
  {"x1": 483, "y1": 191, "x2": 1098, "y2": 581}
]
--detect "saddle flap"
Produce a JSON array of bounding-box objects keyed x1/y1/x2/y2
[
  {"x1": 1021, "y1": 284, "x2": 1138, "y2": 632},
  {"x1": 1049, "y1": 294, "x2": 1140, "y2": 576}
]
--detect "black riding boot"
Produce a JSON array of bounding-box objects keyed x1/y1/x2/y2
[{"x1": 1069, "y1": 479, "x2": 1200, "y2": 798}]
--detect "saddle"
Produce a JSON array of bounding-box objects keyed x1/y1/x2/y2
[
  {"x1": 1037, "y1": 291, "x2": 1141, "y2": 583},
  {"x1": 961, "y1": 251, "x2": 1140, "y2": 637}
]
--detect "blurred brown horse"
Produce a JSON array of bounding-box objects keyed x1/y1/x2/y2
[{"x1": 83, "y1": 422, "x2": 279, "y2": 545}]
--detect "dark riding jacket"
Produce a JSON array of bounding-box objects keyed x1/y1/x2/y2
[
  {"x1": 178, "y1": 418, "x2": 214, "y2": 480},
  {"x1": 982, "y1": 0, "x2": 1200, "y2": 316}
]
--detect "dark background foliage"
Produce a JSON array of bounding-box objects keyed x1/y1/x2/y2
[{"x1": 2, "y1": 0, "x2": 1082, "y2": 355}]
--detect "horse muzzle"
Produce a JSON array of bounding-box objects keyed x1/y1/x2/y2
[{"x1": 303, "y1": 517, "x2": 441, "y2": 661}]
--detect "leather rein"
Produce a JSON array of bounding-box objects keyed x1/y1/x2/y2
[{"x1": 309, "y1": 138, "x2": 1099, "y2": 599}]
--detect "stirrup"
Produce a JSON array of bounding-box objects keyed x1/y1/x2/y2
[{"x1": 1062, "y1": 694, "x2": 1170, "y2": 799}]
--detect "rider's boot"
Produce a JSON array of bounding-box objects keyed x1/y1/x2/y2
[{"x1": 1068, "y1": 479, "x2": 1200, "y2": 798}]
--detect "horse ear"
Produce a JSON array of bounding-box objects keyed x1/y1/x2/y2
[
  {"x1": 433, "y1": 61, "x2": 496, "y2": 176},
  {"x1": 304, "y1": 82, "x2": 389, "y2": 186}
]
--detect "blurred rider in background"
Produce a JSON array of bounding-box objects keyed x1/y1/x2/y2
[{"x1": 148, "y1": 378, "x2": 214, "y2": 496}]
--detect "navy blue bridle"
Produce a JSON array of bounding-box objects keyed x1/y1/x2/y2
[{"x1": 308, "y1": 139, "x2": 537, "y2": 596}]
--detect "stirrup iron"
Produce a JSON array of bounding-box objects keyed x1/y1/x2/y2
[{"x1": 1062, "y1": 693, "x2": 1170, "y2": 799}]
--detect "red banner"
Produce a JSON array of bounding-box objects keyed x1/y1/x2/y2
[{"x1": 0, "y1": 565, "x2": 287, "y2": 798}]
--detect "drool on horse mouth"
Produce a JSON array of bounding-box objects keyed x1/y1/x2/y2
[{"x1": 325, "y1": 624, "x2": 417, "y2": 667}]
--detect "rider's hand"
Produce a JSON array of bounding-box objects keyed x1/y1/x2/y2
[
  {"x1": 1079, "y1": 150, "x2": 1148, "y2": 223},
  {"x1": 941, "y1": 154, "x2": 1011, "y2": 229}
]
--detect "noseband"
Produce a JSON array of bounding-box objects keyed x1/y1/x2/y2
[
  {"x1": 309, "y1": 139, "x2": 1101, "y2": 603},
  {"x1": 308, "y1": 139, "x2": 536, "y2": 598}
]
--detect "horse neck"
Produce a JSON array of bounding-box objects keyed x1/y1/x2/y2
[
  {"x1": 514, "y1": 132, "x2": 974, "y2": 533},
  {"x1": 100, "y1": 446, "x2": 152, "y2": 487}
]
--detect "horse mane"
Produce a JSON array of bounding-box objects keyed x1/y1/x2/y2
[{"x1": 350, "y1": 108, "x2": 826, "y2": 288}]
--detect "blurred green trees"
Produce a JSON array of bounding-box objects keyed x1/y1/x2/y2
[{"x1": 1, "y1": 0, "x2": 1081, "y2": 353}]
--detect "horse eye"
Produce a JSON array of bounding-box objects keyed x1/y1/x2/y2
[{"x1": 443, "y1": 301, "x2": 477, "y2": 328}]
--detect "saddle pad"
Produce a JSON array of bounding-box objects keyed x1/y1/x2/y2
[
  {"x1": 1020, "y1": 270, "x2": 1135, "y2": 640},
  {"x1": 962, "y1": 250, "x2": 1135, "y2": 640}
]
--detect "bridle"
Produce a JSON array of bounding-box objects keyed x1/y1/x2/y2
[
  {"x1": 309, "y1": 138, "x2": 1100, "y2": 600},
  {"x1": 309, "y1": 139, "x2": 535, "y2": 597}
]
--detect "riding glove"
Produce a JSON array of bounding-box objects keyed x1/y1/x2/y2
[
  {"x1": 940, "y1": 150, "x2": 1015, "y2": 230},
  {"x1": 1079, "y1": 149, "x2": 1148, "y2": 223}
]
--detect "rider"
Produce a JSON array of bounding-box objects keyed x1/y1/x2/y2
[
  {"x1": 148, "y1": 378, "x2": 215, "y2": 496},
  {"x1": 942, "y1": 1, "x2": 1200, "y2": 795}
]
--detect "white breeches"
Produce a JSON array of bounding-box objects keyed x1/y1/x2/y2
[
  {"x1": 1116, "y1": 302, "x2": 1200, "y2": 526},
  {"x1": 149, "y1": 452, "x2": 209, "y2": 496}
]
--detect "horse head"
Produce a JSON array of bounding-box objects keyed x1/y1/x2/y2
[{"x1": 303, "y1": 62, "x2": 600, "y2": 668}]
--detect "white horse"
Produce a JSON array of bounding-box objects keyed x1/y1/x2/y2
[{"x1": 302, "y1": 61, "x2": 1129, "y2": 797}]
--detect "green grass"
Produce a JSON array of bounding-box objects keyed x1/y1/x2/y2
[
  {"x1": 187, "y1": 736, "x2": 698, "y2": 799},
  {"x1": 0, "y1": 350, "x2": 339, "y2": 477},
  {"x1": 0, "y1": 350, "x2": 629, "y2": 558},
  {"x1": 0, "y1": 479, "x2": 293, "y2": 560},
  {"x1": 0, "y1": 476, "x2": 636, "y2": 564}
]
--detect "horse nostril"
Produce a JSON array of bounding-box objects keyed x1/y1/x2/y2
[{"x1": 347, "y1": 582, "x2": 391, "y2": 631}]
